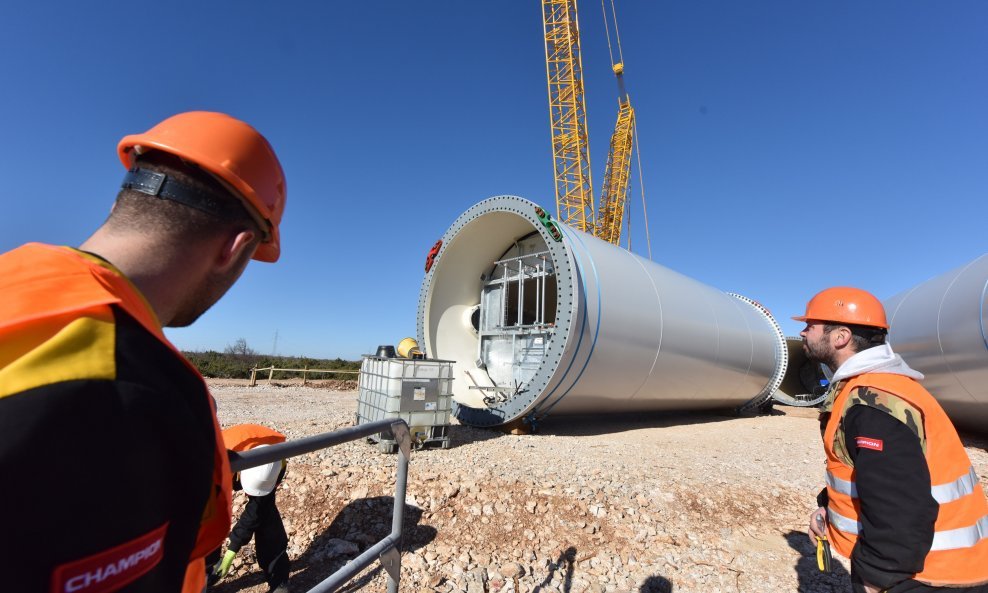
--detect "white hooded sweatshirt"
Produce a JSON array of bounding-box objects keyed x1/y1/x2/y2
[{"x1": 830, "y1": 343, "x2": 925, "y2": 383}]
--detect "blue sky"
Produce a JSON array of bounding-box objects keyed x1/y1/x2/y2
[{"x1": 2, "y1": 2, "x2": 985, "y2": 359}]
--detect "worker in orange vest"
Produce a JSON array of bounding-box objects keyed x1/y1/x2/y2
[
  {"x1": 209, "y1": 424, "x2": 291, "y2": 593},
  {"x1": 0, "y1": 112, "x2": 287, "y2": 593},
  {"x1": 797, "y1": 287, "x2": 988, "y2": 592}
]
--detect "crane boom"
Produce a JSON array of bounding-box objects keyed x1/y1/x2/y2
[
  {"x1": 542, "y1": 0, "x2": 594, "y2": 232},
  {"x1": 595, "y1": 64, "x2": 635, "y2": 245}
]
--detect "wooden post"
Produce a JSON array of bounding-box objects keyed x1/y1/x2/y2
[
  {"x1": 302, "y1": 365, "x2": 308, "y2": 386},
  {"x1": 268, "y1": 366, "x2": 275, "y2": 384},
  {"x1": 249, "y1": 367, "x2": 257, "y2": 387}
]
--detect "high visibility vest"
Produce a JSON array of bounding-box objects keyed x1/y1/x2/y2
[
  {"x1": 0, "y1": 243, "x2": 232, "y2": 593},
  {"x1": 223, "y1": 424, "x2": 287, "y2": 452},
  {"x1": 823, "y1": 373, "x2": 988, "y2": 586}
]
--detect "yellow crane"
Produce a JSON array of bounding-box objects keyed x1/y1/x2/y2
[
  {"x1": 595, "y1": 61, "x2": 635, "y2": 245},
  {"x1": 542, "y1": 0, "x2": 645, "y2": 249},
  {"x1": 542, "y1": 0, "x2": 595, "y2": 233}
]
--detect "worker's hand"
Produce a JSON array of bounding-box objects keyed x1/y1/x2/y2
[
  {"x1": 808, "y1": 507, "x2": 827, "y2": 543},
  {"x1": 213, "y1": 549, "x2": 237, "y2": 579}
]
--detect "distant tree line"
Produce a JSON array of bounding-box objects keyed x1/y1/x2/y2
[{"x1": 182, "y1": 338, "x2": 360, "y2": 379}]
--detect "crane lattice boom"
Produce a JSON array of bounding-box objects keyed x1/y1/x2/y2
[
  {"x1": 542, "y1": 0, "x2": 594, "y2": 232},
  {"x1": 595, "y1": 69, "x2": 635, "y2": 245}
]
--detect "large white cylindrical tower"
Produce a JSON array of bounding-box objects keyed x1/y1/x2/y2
[
  {"x1": 885, "y1": 253, "x2": 988, "y2": 431},
  {"x1": 417, "y1": 196, "x2": 787, "y2": 428}
]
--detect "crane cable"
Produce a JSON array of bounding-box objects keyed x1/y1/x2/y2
[
  {"x1": 633, "y1": 119, "x2": 653, "y2": 260},
  {"x1": 599, "y1": 0, "x2": 624, "y2": 68},
  {"x1": 625, "y1": 188, "x2": 632, "y2": 252},
  {"x1": 601, "y1": 0, "x2": 652, "y2": 259}
]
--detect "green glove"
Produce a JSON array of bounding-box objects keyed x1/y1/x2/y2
[{"x1": 213, "y1": 549, "x2": 237, "y2": 579}]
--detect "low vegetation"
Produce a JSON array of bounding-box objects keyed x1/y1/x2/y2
[{"x1": 182, "y1": 338, "x2": 360, "y2": 379}]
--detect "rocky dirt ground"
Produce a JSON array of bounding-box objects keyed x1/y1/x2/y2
[{"x1": 208, "y1": 380, "x2": 988, "y2": 593}]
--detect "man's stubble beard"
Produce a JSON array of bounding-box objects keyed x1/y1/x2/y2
[{"x1": 167, "y1": 248, "x2": 253, "y2": 328}]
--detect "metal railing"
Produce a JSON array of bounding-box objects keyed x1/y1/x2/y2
[{"x1": 230, "y1": 418, "x2": 412, "y2": 593}]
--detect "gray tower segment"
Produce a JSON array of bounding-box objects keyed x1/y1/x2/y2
[
  {"x1": 885, "y1": 253, "x2": 988, "y2": 432},
  {"x1": 417, "y1": 196, "x2": 786, "y2": 428}
]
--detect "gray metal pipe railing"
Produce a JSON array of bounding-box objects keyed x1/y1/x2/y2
[{"x1": 229, "y1": 418, "x2": 412, "y2": 593}]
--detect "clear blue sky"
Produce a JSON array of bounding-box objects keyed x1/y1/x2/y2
[{"x1": 2, "y1": 2, "x2": 985, "y2": 359}]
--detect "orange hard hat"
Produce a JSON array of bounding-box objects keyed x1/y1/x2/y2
[
  {"x1": 792, "y1": 286, "x2": 888, "y2": 329},
  {"x1": 117, "y1": 111, "x2": 286, "y2": 262}
]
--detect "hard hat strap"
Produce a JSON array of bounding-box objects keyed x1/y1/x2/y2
[{"x1": 121, "y1": 167, "x2": 255, "y2": 227}]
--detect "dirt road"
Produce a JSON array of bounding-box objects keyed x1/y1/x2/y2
[{"x1": 209, "y1": 381, "x2": 988, "y2": 593}]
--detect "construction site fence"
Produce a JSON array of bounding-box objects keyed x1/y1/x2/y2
[
  {"x1": 230, "y1": 418, "x2": 412, "y2": 593},
  {"x1": 249, "y1": 365, "x2": 360, "y2": 386}
]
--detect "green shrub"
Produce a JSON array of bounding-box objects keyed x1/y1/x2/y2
[{"x1": 181, "y1": 350, "x2": 360, "y2": 379}]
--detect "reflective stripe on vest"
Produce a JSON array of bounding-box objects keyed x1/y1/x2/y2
[
  {"x1": 827, "y1": 507, "x2": 861, "y2": 535},
  {"x1": 829, "y1": 507, "x2": 988, "y2": 552},
  {"x1": 826, "y1": 465, "x2": 979, "y2": 504},
  {"x1": 932, "y1": 515, "x2": 988, "y2": 551},
  {"x1": 931, "y1": 466, "x2": 981, "y2": 504},
  {"x1": 825, "y1": 471, "x2": 857, "y2": 498}
]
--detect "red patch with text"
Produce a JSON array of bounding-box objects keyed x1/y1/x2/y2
[
  {"x1": 856, "y1": 436, "x2": 884, "y2": 452},
  {"x1": 50, "y1": 523, "x2": 168, "y2": 593}
]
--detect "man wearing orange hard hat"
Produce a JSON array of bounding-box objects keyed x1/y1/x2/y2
[
  {"x1": 0, "y1": 111, "x2": 287, "y2": 593},
  {"x1": 796, "y1": 287, "x2": 988, "y2": 592}
]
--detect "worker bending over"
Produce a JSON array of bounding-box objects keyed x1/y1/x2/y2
[
  {"x1": 798, "y1": 287, "x2": 988, "y2": 592},
  {"x1": 0, "y1": 111, "x2": 287, "y2": 593},
  {"x1": 210, "y1": 424, "x2": 291, "y2": 592}
]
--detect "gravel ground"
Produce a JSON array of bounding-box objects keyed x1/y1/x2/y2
[{"x1": 208, "y1": 380, "x2": 988, "y2": 593}]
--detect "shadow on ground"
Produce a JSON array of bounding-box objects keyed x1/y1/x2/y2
[
  {"x1": 959, "y1": 431, "x2": 988, "y2": 452},
  {"x1": 784, "y1": 529, "x2": 851, "y2": 592},
  {"x1": 535, "y1": 408, "x2": 749, "y2": 438},
  {"x1": 640, "y1": 575, "x2": 674, "y2": 592},
  {"x1": 532, "y1": 546, "x2": 577, "y2": 593},
  {"x1": 446, "y1": 423, "x2": 506, "y2": 448},
  {"x1": 215, "y1": 496, "x2": 436, "y2": 593},
  {"x1": 527, "y1": 547, "x2": 673, "y2": 593}
]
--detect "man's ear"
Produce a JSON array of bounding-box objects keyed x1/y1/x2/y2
[
  {"x1": 214, "y1": 230, "x2": 258, "y2": 273},
  {"x1": 831, "y1": 326, "x2": 852, "y2": 349}
]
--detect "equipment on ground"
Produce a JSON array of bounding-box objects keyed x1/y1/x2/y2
[
  {"x1": 417, "y1": 196, "x2": 786, "y2": 429},
  {"x1": 357, "y1": 355, "x2": 453, "y2": 452},
  {"x1": 884, "y1": 253, "x2": 988, "y2": 432},
  {"x1": 397, "y1": 337, "x2": 424, "y2": 359},
  {"x1": 773, "y1": 253, "x2": 988, "y2": 429},
  {"x1": 376, "y1": 344, "x2": 397, "y2": 358}
]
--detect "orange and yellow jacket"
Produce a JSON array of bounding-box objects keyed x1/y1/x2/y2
[{"x1": 0, "y1": 243, "x2": 232, "y2": 593}]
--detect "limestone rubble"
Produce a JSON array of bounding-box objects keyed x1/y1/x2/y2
[{"x1": 209, "y1": 381, "x2": 988, "y2": 593}]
